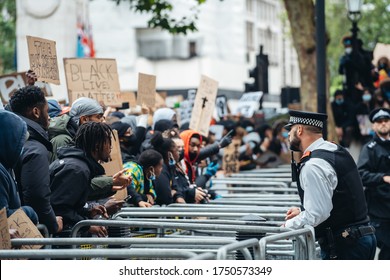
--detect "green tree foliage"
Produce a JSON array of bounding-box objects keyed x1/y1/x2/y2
[
  {"x1": 113, "y1": 0, "x2": 208, "y2": 34},
  {"x1": 326, "y1": 0, "x2": 390, "y2": 93},
  {"x1": 0, "y1": 0, "x2": 16, "y2": 74}
]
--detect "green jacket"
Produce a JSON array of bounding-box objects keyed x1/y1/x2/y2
[{"x1": 48, "y1": 114, "x2": 74, "y2": 163}]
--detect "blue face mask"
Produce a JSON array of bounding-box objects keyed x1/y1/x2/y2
[
  {"x1": 362, "y1": 94, "x2": 372, "y2": 102},
  {"x1": 335, "y1": 99, "x2": 344, "y2": 105},
  {"x1": 168, "y1": 152, "x2": 176, "y2": 166},
  {"x1": 169, "y1": 158, "x2": 176, "y2": 166},
  {"x1": 282, "y1": 131, "x2": 289, "y2": 139},
  {"x1": 149, "y1": 174, "x2": 156, "y2": 181}
]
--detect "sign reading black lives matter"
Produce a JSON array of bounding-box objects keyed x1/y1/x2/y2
[
  {"x1": 26, "y1": 36, "x2": 60, "y2": 85},
  {"x1": 64, "y1": 58, "x2": 122, "y2": 106}
]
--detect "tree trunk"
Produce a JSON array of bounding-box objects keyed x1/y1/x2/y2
[{"x1": 283, "y1": 0, "x2": 337, "y2": 142}]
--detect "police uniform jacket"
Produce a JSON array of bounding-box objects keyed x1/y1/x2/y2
[
  {"x1": 286, "y1": 138, "x2": 368, "y2": 238},
  {"x1": 357, "y1": 134, "x2": 390, "y2": 220}
]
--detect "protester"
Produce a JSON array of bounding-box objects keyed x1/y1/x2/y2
[
  {"x1": 357, "y1": 108, "x2": 390, "y2": 259},
  {"x1": 179, "y1": 129, "x2": 232, "y2": 188},
  {"x1": 49, "y1": 97, "x2": 130, "y2": 200},
  {"x1": 49, "y1": 122, "x2": 115, "y2": 237},
  {"x1": 331, "y1": 89, "x2": 358, "y2": 147},
  {"x1": 123, "y1": 149, "x2": 163, "y2": 207},
  {"x1": 0, "y1": 110, "x2": 38, "y2": 224},
  {"x1": 284, "y1": 110, "x2": 376, "y2": 260},
  {"x1": 9, "y1": 85, "x2": 63, "y2": 234}
]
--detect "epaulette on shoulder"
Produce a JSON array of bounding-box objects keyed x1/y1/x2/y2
[{"x1": 367, "y1": 141, "x2": 376, "y2": 149}]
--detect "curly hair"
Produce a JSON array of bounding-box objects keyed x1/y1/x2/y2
[
  {"x1": 75, "y1": 122, "x2": 113, "y2": 158},
  {"x1": 9, "y1": 86, "x2": 46, "y2": 116}
]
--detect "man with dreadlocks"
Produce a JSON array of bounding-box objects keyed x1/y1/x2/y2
[{"x1": 49, "y1": 122, "x2": 115, "y2": 237}]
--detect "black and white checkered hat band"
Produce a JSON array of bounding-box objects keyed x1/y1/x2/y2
[{"x1": 289, "y1": 116, "x2": 324, "y2": 128}]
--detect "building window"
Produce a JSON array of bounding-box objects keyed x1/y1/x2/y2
[
  {"x1": 189, "y1": 41, "x2": 197, "y2": 58},
  {"x1": 246, "y1": 21, "x2": 254, "y2": 52}
]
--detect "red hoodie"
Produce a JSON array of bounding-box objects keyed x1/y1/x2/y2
[{"x1": 179, "y1": 130, "x2": 202, "y2": 183}]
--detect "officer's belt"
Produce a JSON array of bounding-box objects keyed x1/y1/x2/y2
[{"x1": 335, "y1": 225, "x2": 375, "y2": 239}]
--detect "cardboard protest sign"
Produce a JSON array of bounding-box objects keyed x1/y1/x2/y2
[
  {"x1": 101, "y1": 130, "x2": 122, "y2": 176},
  {"x1": 236, "y1": 91, "x2": 263, "y2": 118},
  {"x1": 121, "y1": 91, "x2": 137, "y2": 109},
  {"x1": 100, "y1": 130, "x2": 127, "y2": 200},
  {"x1": 240, "y1": 91, "x2": 263, "y2": 102},
  {"x1": 373, "y1": 43, "x2": 390, "y2": 65},
  {"x1": 189, "y1": 75, "x2": 219, "y2": 136},
  {"x1": 137, "y1": 73, "x2": 156, "y2": 108},
  {"x1": 64, "y1": 58, "x2": 122, "y2": 106},
  {"x1": 222, "y1": 139, "x2": 241, "y2": 174},
  {"x1": 178, "y1": 90, "x2": 196, "y2": 125},
  {"x1": 0, "y1": 72, "x2": 53, "y2": 104},
  {"x1": 215, "y1": 95, "x2": 228, "y2": 118},
  {"x1": 236, "y1": 101, "x2": 259, "y2": 118},
  {"x1": 26, "y1": 36, "x2": 60, "y2": 85},
  {"x1": 0, "y1": 208, "x2": 11, "y2": 250},
  {"x1": 8, "y1": 209, "x2": 43, "y2": 250},
  {"x1": 155, "y1": 93, "x2": 166, "y2": 109}
]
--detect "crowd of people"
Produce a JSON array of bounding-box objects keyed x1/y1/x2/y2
[
  {"x1": 333, "y1": 36, "x2": 390, "y2": 148},
  {"x1": 1, "y1": 64, "x2": 390, "y2": 260}
]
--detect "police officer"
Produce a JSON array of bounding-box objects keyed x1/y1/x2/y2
[
  {"x1": 357, "y1": 108, "x2": 390, "y2": 259},
  {"x1": 283, "y1": 110, "x2": 376, "y2": 260}
]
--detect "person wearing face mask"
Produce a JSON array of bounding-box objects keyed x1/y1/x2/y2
[
  {"x1": 355, "y1": 89, "x2": 375, "y2": 144},
  {"x1": 110, "y1": 121, "x2": 139, "y2": 162},
  {"x1": 164, "y1": 130, "x2": 209, "y2": 204},
  {"x1": 339, "y1": 36, "x2": 374, "y2": 103},
  {"x1": 284, "y1": 110, "x2": 376, "y2": 260},
  {"x1": 151, "y1": 132, "x2": 188, "y2": 205},
  {"x1": 374, "y1": 57, "x2": 390, "y2": 89},
  {"x1": 123, "y1": 149, "x2": 163, "y2": 207},
  {"x1": 268, "y1": 120, "x2": 291, "y2": 163},
  {"x1": 331, "y1": 89, "x2": 358, "y2": 148}
]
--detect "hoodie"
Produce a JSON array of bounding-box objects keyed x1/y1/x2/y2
[
  {"x1": 0, "y1": 111, "x2": 38, "y2": 223},
  {"x1": 48, "y1": 114, "x2": 78, "y2": 163},
  {"x1": 152, "y1": 108, "x2": 176, "y2": 129},
  {"x1": 180, "y1": 130, "x2": 202, "y2": 183},
  {"x1": 13, "y1": 115, "x2": 58, "y2": 233},
  {"x1": 50, "y1": 147, "x2": 105, "y2": 228},
  {"x1": 180, "y1": 130, "x2": 220, "y2": 187}
]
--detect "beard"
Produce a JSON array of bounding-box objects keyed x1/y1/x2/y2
[{"x1": 289, "y1": 130, "x2": 301, "y2": 152}]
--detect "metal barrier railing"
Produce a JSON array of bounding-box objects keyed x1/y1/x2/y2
[
  {"x1": 258, "y1": 226, "x2": 317, "y2": 260},
  {"x1": 211, "y1": 178, "x2": 289, "y2": 188},
  {"x1": 0, "y1": 248, "x2": 198, "y2": 259},
  {"x1": 216, "y1": 238, "x2": 260, "y2": 260}
]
